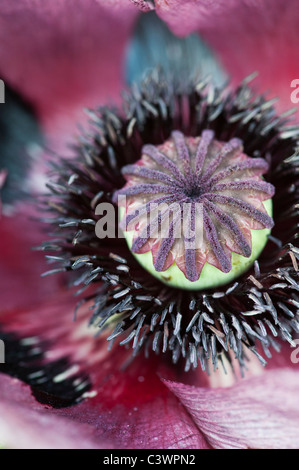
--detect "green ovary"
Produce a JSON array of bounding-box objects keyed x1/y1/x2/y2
[{"x1": 121, "y1": 198, "x2": 273, "y2": 290}]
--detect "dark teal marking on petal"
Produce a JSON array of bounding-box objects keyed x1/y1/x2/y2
[{"x1": 125, "y1": 11, "x2": 227, "y2": 87}]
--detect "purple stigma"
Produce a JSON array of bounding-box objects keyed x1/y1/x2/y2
[{"x1": 115, "y1": 130, "x2": 275, "y2": 281}]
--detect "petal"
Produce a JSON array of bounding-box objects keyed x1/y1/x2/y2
[
  {"x1": 0, "y1": 1, "x2": 138, "y2": 122},
  {"x1": 155, "y1": 0, "x2": 299, "y2": 111},
  {"x1": 0, "y1": 2, "x2": 140, "y2": 195},
  {"x1": 164, "y1": 368, "x2": 299, "y2": 449},
  {"x1": 0, "y1": 374, "x2": 112, "y2": 449},
  {"x1": 1, "y1": 292, "x2": 297, "y2": 449},
  {"x1": 59, "y1": 371, "x2": 211, "y2": 449},
  {"x1": 0, "y1": 293, "x2": 211, "y2": 449},
  {"x1": 0, "y1": 212, "x2": 65, "y2": 312}
]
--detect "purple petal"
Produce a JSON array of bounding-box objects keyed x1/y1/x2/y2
[
  {"x1": 0, "y1": 1, "x2": 138, "y2": 121},
  {"x1": 0, "y1": 212, "x2": 64, "y2": 312},
  {"x1": 155, "y1": 0, "x2": 299, "y2": 112},
  {"x1": 0, "y1": 374, "x2": 112, "y2": 449},
  {"x1": 164, "y1": 368, "x2": 299, "y2": 449},
  {"x1": 0, "y1": 291, "x2": 211, "y2": 449}
]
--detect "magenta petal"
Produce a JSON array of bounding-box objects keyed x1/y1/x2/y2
[
  {"x1": 164, "y1": 368, "x2": 299, "y2": 449},
  {"x1": 0, "y1": 370, "x2": 210, "y2": 449},
  {"x1": 0, "y1": 374, "x2": 113, "y2": 449},
  {"x1": 0, "y1": 1, "x2": 138, "y2": 122},
  {"x1": 0, "y1": 1, "x2": 140, "y2": 178},
  {"x1": 0, "y1": 289, "x2": 212, "y2": 449},
  {"x1": 62, "y1": 383, "x2": 211, "y2": 449},
  {"x1": 0, "y1": 212, "x2": 65, "y2": 312},
  {"x1": 156, "y1": 0, "x2": 299, "y2": 111}
]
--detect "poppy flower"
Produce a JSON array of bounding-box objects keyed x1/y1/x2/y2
[{"x1": 1, "y1": 0, "x2": 299, "y2": 450}]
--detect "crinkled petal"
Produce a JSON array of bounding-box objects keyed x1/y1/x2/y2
[
  {"x1": 0, "y1": 1, "x2": 138, "y2": 121},
  {"x1": 0, "y1": 374, "x2": 112, "y2": 449},
  {"x1": 164, "y1": 368, "x2": 299, "y2": 449},
  {"x1": 155, "y1": 0, "x2": 299, "y2": 111},
  {"x1": 0, "y1": 1, "x2": 139, "y2": 194},
  {"x1": 1, "y1": 279, "x2": 297, "y2": 449},
  {"x1": 58, "y1": 378, "x2": 211, "y2": 449},
  {"x1": 0, "y1": 212, "x2": 65, "y2": 312},
  {"x1": 0, "y1": 293, "x2": 210, "y2": 449},
  {"x1": 1, "y1": 292, "x2": 297, "y2": 449}
]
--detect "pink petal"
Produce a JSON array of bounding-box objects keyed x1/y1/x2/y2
[
  {"x1": 0, "y1": 292, "x2": 211, "y2": 449},
  {"x1": 0, "y1": 371, "x2": 210, "y2": 448},
  {"x1": 155, "y1": 0, "x2": 299, "y2": 112},
  {"x1": 0, "y1": 2, "x2": 139, "y2": 191},
  {"x1": 58, "y1": 374, "x2": 211, "y2": 449},
  {"x1": 0, "y1": 374, "x2": 112, "y2": 449},
  {"x1": 164, "y1": 368, "x2": 299, "y2": 449},
  {"x1": 0, "y1": 1, "x2": 138, "y2": 122},
  {"x1": 1, "y1": 292, "x2": 297, "y2": 448},
  {"x1": 0, "y1": 212, "x2": 65, "y2": 312}
]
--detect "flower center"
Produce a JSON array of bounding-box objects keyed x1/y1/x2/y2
[
  {"x1": 184, "y1": 185, "x2": 203, "y2": 199},
  {"x1": 41, "y1": 68, "x2": 299, "y2": 372},
  {"x1": 115, "y1": 130, "x2": 275, "y2": 289}
]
